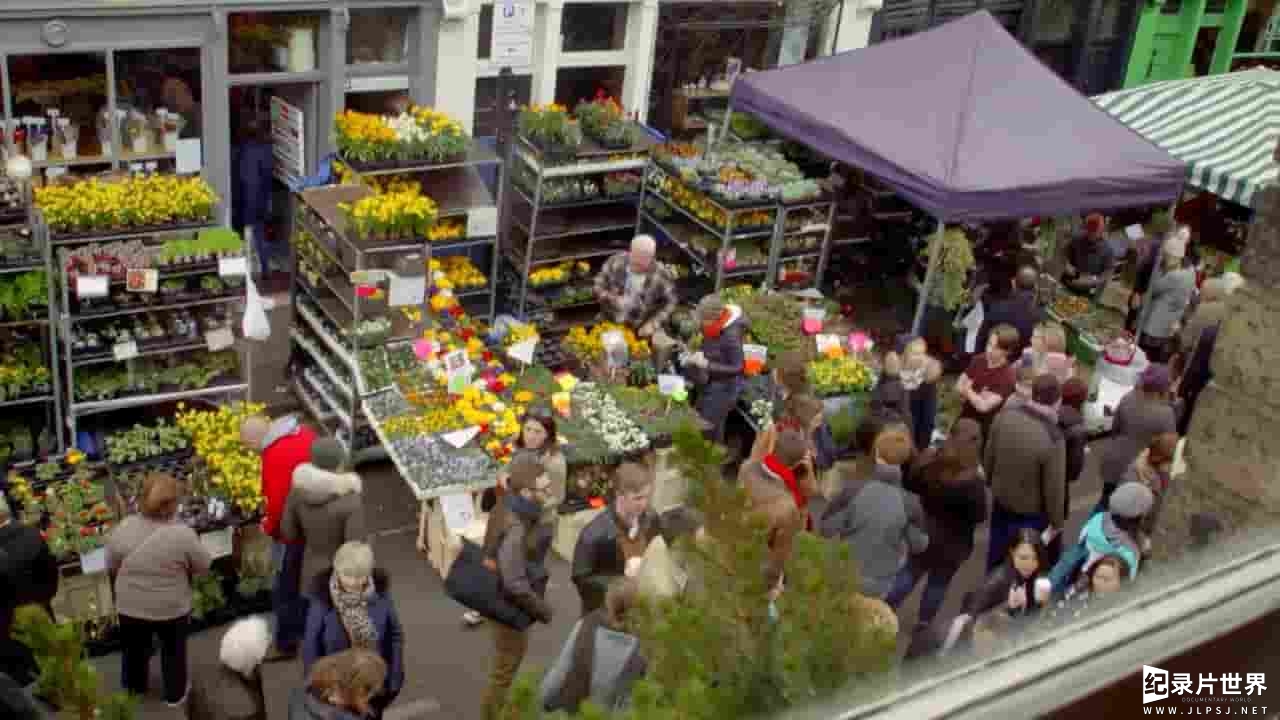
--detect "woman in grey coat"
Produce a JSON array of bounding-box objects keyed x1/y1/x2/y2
[
  {"x1": 1138, "y1": 230, "x2": 1197, "y2": 363},
  {"x1": 819, "y1": 424, "x2": 928, "y2": 598},
  {"x1": 540, "y1": 578, "x2": 647, "y2": 714}
]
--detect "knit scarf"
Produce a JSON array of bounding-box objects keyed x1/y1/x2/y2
[
  {"x1": 329, "y1": 573, "x2": 378, "y2": 651},
  {"x1": 763, "y1": 455, "x2": 811, "y2": 530}
]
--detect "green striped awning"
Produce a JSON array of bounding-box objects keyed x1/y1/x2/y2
[{"x1": 1093, "y1": 69, "x2": 1280, "y2": 208}]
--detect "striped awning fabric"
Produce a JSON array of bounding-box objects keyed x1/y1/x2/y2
[{"x1": 1093, "y1": 69, "x2": 1280, "y2": 208}]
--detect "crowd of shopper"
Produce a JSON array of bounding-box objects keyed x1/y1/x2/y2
[{"x1": 0, "y1": 215, "x2": 1236, "y2": 719}]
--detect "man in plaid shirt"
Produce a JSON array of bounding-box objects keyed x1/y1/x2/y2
[{"x1": 593, "y1": 234, "x2": 679, "y2": 369}]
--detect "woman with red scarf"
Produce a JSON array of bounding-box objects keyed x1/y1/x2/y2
[
  {"x1": 740, "y1": 428, "x2": 818, "y2": 591},
  {"x1": 684, "y1": 295, "x2": 747, "y2": 444}
]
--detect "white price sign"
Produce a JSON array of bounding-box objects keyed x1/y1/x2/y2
[
  {"x1": 113, "y1": 340, "x2": 139, "y2": 361},
  {"x1": 492, "y1": 0, "x2": 534, "y2": 69},
  {"x1": 507, "y1": 338, "x2": 538, "y2": 365},
  {"x1": 441, "y1": 492, "x2": 477, "y2": 534},
  {"x1": 205, "y1": 327, "x2": 235, "y2": 352},
  {"x1": 77, "y1": 275, "x2": 109, "y2": 299},
  {"x1": 466, "y1": 206, "x2": 498, "y2": 238},
  {"x1": 200, "y1": 527, "x2": 235, "y2": 560},
  {"x1": 816, "y1": 334, "x2": 842, "y2": 355},
  {"x1": 388, "y1": 272, "x2": 427, "y2": 308},
  {"x1": 126, "y1": 269, "x2": 158, "y2": 293},
  {"x1": 219, "y1": 256, "x2": 248, "y2": 278},
  {"x1": 657, "y1": 374, "x2": 686, "y2": 396}
]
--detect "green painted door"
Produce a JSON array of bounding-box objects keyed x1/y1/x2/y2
[{"x1": 1145, "y1": 33, "x2": 1185, "y2": 81}]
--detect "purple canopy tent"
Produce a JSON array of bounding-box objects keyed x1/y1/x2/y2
[{"x1": 726, "y1": 10, "x2": 1185, "y2": 331}]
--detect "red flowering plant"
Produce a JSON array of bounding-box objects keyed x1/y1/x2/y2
[
  {"x1": 24, "y1": 468, "x2": 114, "y2": 560},
  {"x1": 574, "y1": 93, "x2": 636, "y2": 149}
]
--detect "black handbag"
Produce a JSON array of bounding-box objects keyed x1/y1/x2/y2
[{"x1": 444, "y1": 539, "x2": 535, "y2": 631}]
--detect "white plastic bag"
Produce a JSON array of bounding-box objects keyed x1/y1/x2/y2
[{"x1": 242, "y1": 277, "x2": 271, "y2": 341}]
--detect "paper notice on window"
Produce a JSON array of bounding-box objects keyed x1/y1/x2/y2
[
  {"x1": 389, "y1": 272, "x2": 427, "y2": 307},
  {"x1": 200, "y1": 527, "x2": 235, "y2": 560},
  {"x1": 77, "y1": 274, "x2": 109, "y2": 299},
  {"x1": 440, "y1": 492, "x2": 477, "y2": 535},
  {"x1": 466, "y1": 206, "x2": 498, "y2": 238},
  {"x1": 961, "y1": 302, "x2": 985, "y2": 354}
]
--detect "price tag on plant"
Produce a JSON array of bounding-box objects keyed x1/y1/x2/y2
[
  {"x1": 657, "y1": 374, "x2": 686, "y2": 396},
  {"x1": 507, "y1": 338, "x2": 538, "y2": 365},
  {"x1": 205, "y1": 327, "x2": 235, "y2": 352},
  {"x1": 45, "y1": 167, "x2": 67, "y2": 180},
  {"x1": 816, "y1": 334, "x2": 842, "y2": 356},
  {"x1": 125, "y1": 268, "x2": 158, "y2": 293},
  {"x1": 722, "y1": 248, "x2": 737, "y2": 270},
  {"x1": 77, "y1": 274, "x2": 109, "y2": 299},
  {"x1": 113, "y1": 340, "x2": 139, "y2": 361},
  {"x1": 200, "y1": 527, "x2": 234, "y2": 560},
  {"x1": 388, "y1": 272, "x2": 427, "y2": 307},
  {"x1": 218, "y1": 256, "x2": 248, "y2": 278},
  {"x1": 466, "y1": 206, "x2": 498, "y2": 238}
]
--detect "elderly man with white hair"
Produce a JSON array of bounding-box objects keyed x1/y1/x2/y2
[
  {"x1": 186, "y1": 616, "x2": 270, "y2": 720},
  {"x1": 593, "y1": 234, "x2": 680, "y2": 370}
]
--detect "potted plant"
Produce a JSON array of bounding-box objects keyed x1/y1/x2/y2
[{"x1": 517, "y1": 104, "x2": 581, "y2": 158}]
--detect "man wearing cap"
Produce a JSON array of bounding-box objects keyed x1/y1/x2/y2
[
  {"x1": 593, "y1": 235, "x2": 679, "y2": 370},
  {"x1": 984, "y1": 375, "x2": 1067, "y2": 571},
  {"x1": 741, "y1": 428, "x2": 818, "y2": 592},
  {"x1": 241, "y1": 413, "x2": 316, "y2": 660},
  {"x1": 1062, "y1": 213, "x2": 1115, "y2": 296},
  {"x1": 571, "y1": 463, "x2": 663, "y2": 616},
  {"x1": 1136, "y1": 228, "x2": 1197, "y2": 363},
  {"x1": 281, "y1": 438, "x2": 366, "y2": 592}
]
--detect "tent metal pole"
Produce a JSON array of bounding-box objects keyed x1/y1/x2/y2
[{"x1": 912, "y1": 222, "x2": 945, "y2": 336}]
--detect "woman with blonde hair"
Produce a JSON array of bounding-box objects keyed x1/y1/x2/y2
[
  {"x1": 107, "y1": 473, "x2": 213, "y2": 706},
  {"x1": 289, "y1": 648, "x2": 387, "y2": 720},
  {"x1": 819, "y1": 424, "x2": 928, "y2": 598}
]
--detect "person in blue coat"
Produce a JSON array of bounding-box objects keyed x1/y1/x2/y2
[{"x1": 303, "y1": 542, "x2": 404, "y2": 720}]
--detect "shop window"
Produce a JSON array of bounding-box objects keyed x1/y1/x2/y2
[
  {"x1": 229, "y1": 12, "x2": 323, "y2": 74},
  {"x1": 344, "y1": 89, "x2": 412, "y2": 115},
  {"x1": 348, "y1": 8, "x2": 413, "y2": 65},
  {"x1": 555, "y1": 66, "x2": 626, "y2": 109},
  {"x1": 474, "y1": 74, "x2": 532, "y2": 137},
  {"x1": 479, "y1": 4, "x2": 494, "y2": 59},
  {"x1": 561, "y1": 3, "x2": 628, "y2": 53},
  {"x1": 114, "y1": 48, "x2": 203, "y2": 163},
  {"x1": 6, "y1": 53, "x2": 108, "y2": 163}
]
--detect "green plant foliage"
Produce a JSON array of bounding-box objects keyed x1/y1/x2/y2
[
  {"x1": 192, "y1": 572, "x2": 227, "y2": 620},
  {"x1": 13, "y1": 607, "x2": 138, "y2": 720},
  {"x1": 921, "y1": 227, "x2": 975, "y2": 311},
  {"x1": 503, "y1": 423, "x2": 896, "y2": 719},
  {"x1": 105, "y1": 419, "x2": 190, "y2": 464}
]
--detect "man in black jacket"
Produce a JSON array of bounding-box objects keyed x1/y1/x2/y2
[
  {"x1": 0, "y1": 495, "x2": 58, "y2": 638},
  {"x1": 977, "y1": 266, "x2": 1042, "y2": 358},
  {"x1": 572, "y1": 464, "x2": 663, "y2": 616}
]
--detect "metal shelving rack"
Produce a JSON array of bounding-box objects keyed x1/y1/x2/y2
[
  {"x1": 503, "y1": 133, "x2": 654, "y2": 328},
  {"x1": 0, "y1": 196, "x2": 65, "y2": 451},
  {"x1": 46, "y1": 217, "x2": 249, "y2": 443},
  {"x1": 289, "y1": 145, "x2": 504, "y2": 463},
  {"x1": 772, "y1": 200, "x2": 835, "y2": 292},
  {"x1": 639, "y1": 166, "x2": 779, "y2": 293}
]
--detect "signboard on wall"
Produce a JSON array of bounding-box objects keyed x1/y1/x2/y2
[
  {"x1": 492, "y1": 0, "x2": 534, "y2": 71},
  {"x1": 270, "y1": 96, "x2": 305, "y2": 186}
]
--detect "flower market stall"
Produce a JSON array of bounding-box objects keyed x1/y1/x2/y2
[
  {"x1": 3, "y1": 401, "x2": 275, "y2": 655},
  {"x1": 725, "y1": 10, "x2": 1187, "y2": 334}
]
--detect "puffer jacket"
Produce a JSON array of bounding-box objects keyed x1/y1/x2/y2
[
  {"x1": 281, "y1": 464, "x2": 367, "y2": 587},
  {"x1": 540, "y1": 609, "x2": 648, "y2": 714},
  {"x1": 1048, "y1": 511, "x2": 1141, "y2": 593},
  {"x1": 819, "y1": 463, "x2": 928, "y2": 598}
]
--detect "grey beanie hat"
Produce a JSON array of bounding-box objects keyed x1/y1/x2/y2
[
  {"x1": 1109, "y1": 482, "x2": 1155, "y2": 520},
  {"x1": 310, "y1": 438, "x2": 347, "y2": 472}
]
